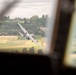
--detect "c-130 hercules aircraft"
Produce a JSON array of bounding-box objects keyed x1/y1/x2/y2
[{"x1": 18, "y1": 23, "x2": 43, "y2": 49}]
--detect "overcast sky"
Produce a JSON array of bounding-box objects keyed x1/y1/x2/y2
[{"x1": 0, "y1": 0, "x2": 54, "y2": 18}]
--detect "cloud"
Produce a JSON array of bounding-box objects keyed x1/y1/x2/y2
[
  {"x1": 0, "y1": 0, "x2": 53, "y2": 18},
  {"x1": 20, "y1": 0, "x2": 52, "y2": 3}
]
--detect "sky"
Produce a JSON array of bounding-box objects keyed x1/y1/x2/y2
[{"x1": 0, "y1": 0, "x2": 54, "y2": 18}]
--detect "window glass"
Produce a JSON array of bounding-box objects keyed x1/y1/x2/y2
[{"x1": 0, "y1": 0, "x2": 58, "y2": 54}]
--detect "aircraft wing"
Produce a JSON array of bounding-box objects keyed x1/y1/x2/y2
[{"x1": 18, "y1": 23, "x2": 27, "y2": 34}]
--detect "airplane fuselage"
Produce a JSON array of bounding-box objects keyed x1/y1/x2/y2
[
  {"x1": 22, "y1": 32, "x2": 35, "y2": 40},
  {"x1": 18, "y1": 23, "x2": 41, "y2": 47}
]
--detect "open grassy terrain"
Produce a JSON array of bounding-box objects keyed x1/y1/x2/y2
[{"x1": 0, "y1": 36, "x2": 46, "y2": 53}]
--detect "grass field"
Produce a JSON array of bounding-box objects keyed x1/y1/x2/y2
[{"x1": 0, "y1": 36, "x2": 46, "y2": 53}]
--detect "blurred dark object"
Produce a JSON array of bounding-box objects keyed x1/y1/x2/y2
[
  {"x1": 29, "y1": 47, "x2": 35, "y2": 54},
  {"x1": 38, "y1": 49, "x2": 43, "y2": 54},
  {"x1": 0, "y1": 52, "x2": 52, "y2": 74},
  {"x1": 61, "y1": 0, "x2": 75, "y2": 13},
  {"x1": 22, "y1": 48, "x2": 28, "y2": 53},
  {"x1": 0, "y1": 0, "x2": 20, "y2": 20},
  {"x1": 51, "y1": 0, "x2": 76, "y2": 75},
  {"x1": 15, "y1": 50, "x2": 19, "y2": 53}
]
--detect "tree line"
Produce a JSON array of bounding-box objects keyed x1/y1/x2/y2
[{"x1": 0, "y1": 15, "x2": 50, "y2": 37}]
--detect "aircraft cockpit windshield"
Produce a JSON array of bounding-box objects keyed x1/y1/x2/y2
[{"x1": 0, "y1": 0, "x2": 58, "y2": 54}]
